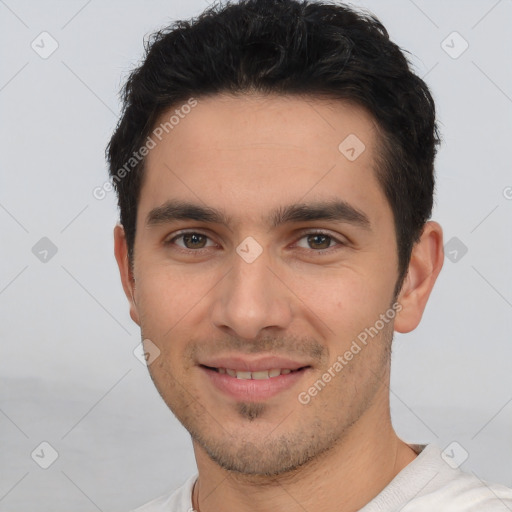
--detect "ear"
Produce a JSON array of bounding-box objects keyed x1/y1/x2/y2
[
  {"x1": 113, "y1": 224, "x2": 140, "y2": 326},
  {"x1": 394, "y1": 221, "x2": 444, "y2": 333}
]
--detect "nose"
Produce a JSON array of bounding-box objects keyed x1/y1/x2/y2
[{"x1": 210, "y1": 248, "x2": 293, "y2": 341}]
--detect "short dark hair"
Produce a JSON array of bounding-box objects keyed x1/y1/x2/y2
[{"x1": 106, "y1": 0, "x2": 440, "y2": 295}]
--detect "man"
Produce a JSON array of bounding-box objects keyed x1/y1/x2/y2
[{"x1": 107, "y1": 0, "x2": 512, "y2": 510}]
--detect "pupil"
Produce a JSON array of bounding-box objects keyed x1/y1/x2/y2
[{"x1": 308, "y1": 234, "x2": 330, "y2": 249}]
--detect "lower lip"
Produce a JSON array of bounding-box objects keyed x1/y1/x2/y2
[{"x1": 201, "y1": 366, "x2": 308, "y2": 401}]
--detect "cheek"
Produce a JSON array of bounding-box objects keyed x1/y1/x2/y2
[
  {"x1": 133, "y1": 264, "x2": 220, "y2": 361},
  {"x1": 135, "y1": 259, "x2": 209, "y2": 314},
  {"x1": 296, "y1": 266, "x2": 394, "y2": 337},
  {"x1": 134, "y1": 268, "x2": 193, "y2": 343},
  {"x1": 135, "y1": 274, "x2": 195, "y2": 386}
]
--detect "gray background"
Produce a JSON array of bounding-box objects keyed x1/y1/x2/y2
[{"x1": 1, "y1": 0, "x2": 511, "y2": 510}]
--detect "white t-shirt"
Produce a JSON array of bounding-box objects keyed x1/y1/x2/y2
[{"x1": 131, "y1": 444, "x2": 512, "y2": 511}]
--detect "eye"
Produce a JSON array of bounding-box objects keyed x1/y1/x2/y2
[
  {"x1": 294, "y1": 231, "x2": 345, "y2": 251},
  {"x1": 166, "y1": 231, "x2": 216, "y2": 250},
  {"x1": 164, "y1": 230, "x2": 346, "y2": 254}
]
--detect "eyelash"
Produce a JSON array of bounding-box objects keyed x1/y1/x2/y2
[{"x1": 164, "y1": 229, "x2": 347, "y2": 255}]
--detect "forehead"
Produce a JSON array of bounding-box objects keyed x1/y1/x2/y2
[
  {"x1": 139, "y1": 93, "x2": 389, "y2": 229},
  {"x1": 150, "y1": 93, "x2": 378, "y2": 157}
]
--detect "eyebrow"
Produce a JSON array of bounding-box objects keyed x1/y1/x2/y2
[{"x1": 146, "y1": 199, "x2": 371, "y2": 231}]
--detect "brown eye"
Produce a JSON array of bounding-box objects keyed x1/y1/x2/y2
[
  {"x1": 294, "y1": 231, "x2": 345, "y2": 252},
  {"x1": 181, "y1": 233, "x2": 208, "y2": 249},
  {"x1": 167, "y1": 232, "x2": 215, "y2": 250},
  {"x1": 306, "y1": 234, "x2": 333, "y2": 250}
]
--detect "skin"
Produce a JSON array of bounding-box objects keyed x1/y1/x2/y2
[{"x1": 114, "y1": 93, "x2": 444, "y2": 512}]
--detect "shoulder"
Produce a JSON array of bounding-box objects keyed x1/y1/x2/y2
[
  {"x1": 411, "y1": 471, "x2": 512, "y2": 511},
  {"x1": 129, "y1": 474, "x2": 197, "y2": 512},
  {"x1": 362, "y1": 444, "x2": 512, "y2": 512},
  {"x1": 404, "y1": 445, "x2": 512, "y2": 511}
]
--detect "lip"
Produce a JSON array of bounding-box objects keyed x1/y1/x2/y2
[{"x1": 199, "y1": 355, "x2": 311, "y2": 402}]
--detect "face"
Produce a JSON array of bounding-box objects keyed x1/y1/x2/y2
[{"x1": 123, "y1": 94, "x2": 405, "y2": 475}]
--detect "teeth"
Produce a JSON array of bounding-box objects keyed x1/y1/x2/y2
[
  {"x1": 252, "y1": 370, "x2": 270, "y2": 380},
  {"x1": 217, "y1": 367, "x2": 298, "y2": 379}
]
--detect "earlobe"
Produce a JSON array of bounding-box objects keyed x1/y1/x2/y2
[
  {"x1": 394, "y1": 221, "x2": 444, "y2": 334},
  {"x1": 113, "y1": 224, "x2": 141, "y2": 326}
]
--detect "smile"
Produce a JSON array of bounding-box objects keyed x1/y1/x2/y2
[
  {"x1": 206, "y1": 366, "x2": 303, "y2": 380},
  {"x1": 200, "y1": 364, "x2": 310, "y2": 401}
]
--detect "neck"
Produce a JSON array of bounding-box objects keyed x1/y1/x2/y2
[{"x1": 191, "y1": 392, "x2": 417, "y2": 512}]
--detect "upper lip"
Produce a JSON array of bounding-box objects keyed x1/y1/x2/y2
[{"x1": 199, "y1": 355, "x2": 311, "y2": 372}]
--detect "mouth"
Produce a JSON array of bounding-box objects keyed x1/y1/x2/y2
[
  {"x1": 201, "y1": 365, "x2": 308, "y2": 379},
  {"x1": 199, "y1": 361, "x2": 311, "y2": 402}
]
